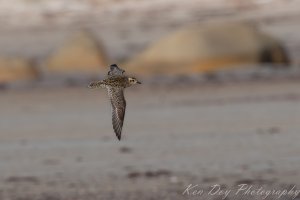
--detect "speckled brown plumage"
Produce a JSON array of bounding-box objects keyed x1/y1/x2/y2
[{"x1": 88, "y1": 64, "x2": 141, "y2": 140}]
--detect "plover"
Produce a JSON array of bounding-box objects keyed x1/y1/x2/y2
[{"x1": 88, "y1": 64, "x2": 141, "y2": 140}]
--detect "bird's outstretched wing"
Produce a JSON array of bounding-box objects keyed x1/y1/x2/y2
[
  {"x1": 88, "y1": 81, "x2": 103, "y2": 88},
  {"x1": 108, "y1": 64, "x2": 125, "y2": 76},
  {"x1": 107, "y1": 87, "x2": 126, "y2": 140}
]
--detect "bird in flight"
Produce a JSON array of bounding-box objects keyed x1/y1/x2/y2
[{"x1": 88, "y1": 64, "x2": 141, "y2": 140}]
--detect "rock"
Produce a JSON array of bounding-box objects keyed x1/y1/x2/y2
[
  {"x1": 0, "y1": 57, "x2": 38, "y2": 84},
  {"x1": 5, "y1": 176, "x2": 39, "y2": 184},
  {"x1": 119, "y1": 146, "x2": 132, "y2": 153},
  {"x1": 125, "y1": 22, "x2": 290, "y2": 75},
  {"x1": 45, "y1": 31, "x2": 107, "y2": 75}
]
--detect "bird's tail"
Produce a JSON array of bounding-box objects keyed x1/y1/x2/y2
[{"x1": 88, "y1": 81, "x2": 104, "y2": 89}]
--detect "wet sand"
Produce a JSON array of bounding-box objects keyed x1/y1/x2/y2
[{"x1": 0, "y1": 80, "x2": 300, "y2": 199}]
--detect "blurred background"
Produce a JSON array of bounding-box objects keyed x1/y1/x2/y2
[{"x1": 0, "y1": 0, "x2": 300, "y2": 199}]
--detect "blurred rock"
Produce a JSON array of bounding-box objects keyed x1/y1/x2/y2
[
  {"x1": 45, "y1": 31, "x2": 107, "y2": 75},
  {"x1": 119, "y1": 146, "x2": 132, "y2": 153},
  {"x1": 127, "y1": 169, "x2": 172, "y2": 179},
  {"x1": 0, "y1": 57, "x2": 38, "y2": 84},
  {"x1": 125, "y1": 22, "x2": 290, "y2": 75},
  {"x1": 5, "y1": 176, "x2": 39, "y2": 184}
]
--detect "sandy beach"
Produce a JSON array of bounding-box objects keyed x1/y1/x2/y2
[{"x1": 0, "y1": 79, "x2": 299, "y2": 199}]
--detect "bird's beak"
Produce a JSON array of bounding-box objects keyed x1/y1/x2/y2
[{"x1": 137, "y1": 81, "x2": 141, "y2": 84}]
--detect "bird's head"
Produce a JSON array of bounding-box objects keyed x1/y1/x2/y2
[{"x1": 128, "y1": 77, "x2": 141, "y2": 85}]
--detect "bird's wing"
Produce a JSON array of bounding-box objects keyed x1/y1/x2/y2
[
  {"x1": 107, "y1": 87, "x2": 126, "y2": 140},
  {"x1": 108, "y1": 64, "x2": 125, "y2": 76},
  {"x1": 88, "y1": 81, "x2": 103, "y2": 89}
]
